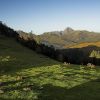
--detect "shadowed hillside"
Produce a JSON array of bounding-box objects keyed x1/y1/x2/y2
[{"x1": 0, "y1": 34, "x2": 59, "y2": 73}]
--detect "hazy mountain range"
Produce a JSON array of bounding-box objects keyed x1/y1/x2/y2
[{"x1": 37, "y1": 27, "x2": 100, "y2": 49}]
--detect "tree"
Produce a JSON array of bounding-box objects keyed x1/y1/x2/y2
[
  {"x1": 90, "y1": 50, "x2": 100, "y2": 64},
  {"x1": 90, "y1": 50, "x2": 97, "y2": 58}
]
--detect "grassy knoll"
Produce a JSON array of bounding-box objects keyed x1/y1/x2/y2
[{"x1": 0, "y1": 35, "x2": 100, "y2": 100}]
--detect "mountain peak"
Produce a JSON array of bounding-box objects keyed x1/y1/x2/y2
[{"x1": 63, "y1": 27, "x2": 74, "y2": 34}]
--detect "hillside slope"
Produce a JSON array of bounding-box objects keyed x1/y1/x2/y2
[
  {"x1": 64, "y1": 41, "x2": 100, "y2": 48},
  {"x1": 0, "y1": 34, "x2": 58, "y2": 73},
  {"x1": 0, "y1": 34, "x2": 100, "y2": 100}
]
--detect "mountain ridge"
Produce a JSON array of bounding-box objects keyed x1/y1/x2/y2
[{"x1": 36, "y1": 27, "x2": 100, "y2": 49}]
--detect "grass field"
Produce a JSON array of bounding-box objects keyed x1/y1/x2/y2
[
  {"x1": 64, "y1": 41, "x2": 100, "y2": 48},
  {"x1": 0, "y1": 35, "x2": 100, "y2": 100}
]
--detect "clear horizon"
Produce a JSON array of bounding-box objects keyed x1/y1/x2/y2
[{"x1": 0, "y1": 0, "x2": 100, "y2": 34}]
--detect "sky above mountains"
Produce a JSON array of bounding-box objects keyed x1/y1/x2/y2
[{"x1": 0, "y1": 0, "x2": 100, "y2": 34}]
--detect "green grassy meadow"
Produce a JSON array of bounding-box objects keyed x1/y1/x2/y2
[{"x1": 0, "y1": 35, "x2": 100, "y2": 100}]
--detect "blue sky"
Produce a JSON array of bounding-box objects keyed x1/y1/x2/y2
[{"x1": 0, "y1": 0, "x2": 100, "y2": 34}]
